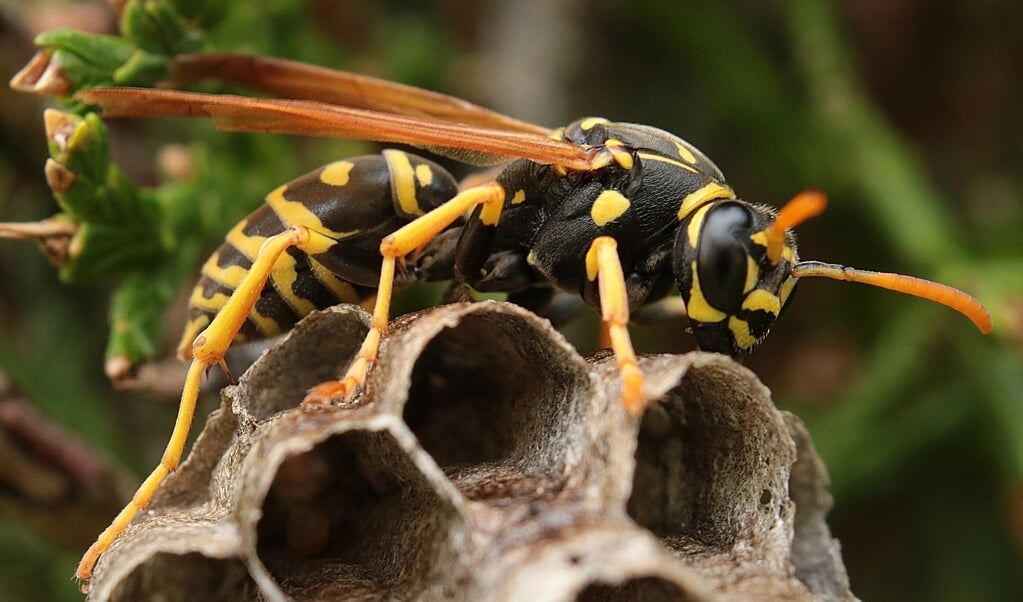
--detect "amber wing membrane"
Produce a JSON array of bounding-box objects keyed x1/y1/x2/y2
[
  {"x1": 78, "y1": 52, "x2": 602, "y2": 171},
  {"x1": 170, "y1": 52, "x2": 550, "y2": 134}
]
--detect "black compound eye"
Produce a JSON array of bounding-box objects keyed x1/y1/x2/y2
[{"x1": 697, "y1": 203, "x2": 753, "y2": 314}]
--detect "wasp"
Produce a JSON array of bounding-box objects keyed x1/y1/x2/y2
[{"x1": 56, "y1": 52, "x2": 992, "y2": 586}]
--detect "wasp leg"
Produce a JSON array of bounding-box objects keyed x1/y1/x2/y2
[
  {"x1": 75, "y1": 225, "x2": 337, "y2": 589},
  {"x1": 585, "y1": 236, "x2": 646, "y2": 415},
  {"x1": 304, "y1": 181, "x2": 506, "y2": 404}
]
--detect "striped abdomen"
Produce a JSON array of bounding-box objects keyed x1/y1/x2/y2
[{"x1": 178, "y1": 151, "x2": 459, "y2": 358}]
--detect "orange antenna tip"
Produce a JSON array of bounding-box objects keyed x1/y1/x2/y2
[
  {"x1": 791, "y1": 261, "x2": 993, "y2": 334},
  {"x1": 765, "y1": 190, "x2": 828, "y2": 264}
]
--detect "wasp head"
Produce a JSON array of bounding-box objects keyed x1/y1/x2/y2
[
  {"x1": 672, "y1": 193, "x2": 818, "y2": 358},
  {"x1": 671, "y1": 189, "x2": 991, "y2": 358}
]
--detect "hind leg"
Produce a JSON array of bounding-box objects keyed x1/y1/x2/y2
[
  {"x1": 76, "y1": 225, "x2": 338, "y2": 589},
  {"x1": 304, "y1": 182, "x2": 506, "y2": 404}
]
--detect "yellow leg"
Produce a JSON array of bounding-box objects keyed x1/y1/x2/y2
[
  {"x1": 75, "y1": 225, "x2": 331, "y2": 589},
  {"x1": 192, "y1": 226, "x2": 316, "y2": 367},
  {"x1": 586, "y1": 236, "x2": 646, "y2": 415},
  {"x1": 304, "y1": 182, "x2": 506, "y2": 404},
  {"x1": 76, "y1": 360, "x2": 203, "y2": 589}
]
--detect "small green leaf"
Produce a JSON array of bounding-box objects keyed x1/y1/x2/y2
[
  {"x1": 112, "y1": 50, "x2": 173, "y2": 86},
  {"x1": 106, "y1": 271, "x2": 178, "y2": 367},
  {"x1": 32, "y1": 29, "x2": 168, "y2": 93},
  {"x1": 34, "y1": 29, "x2": 136, "y2": 73},
  {"x1": 170, "y1": 0, "x2": 226, "y2": 26},
  {"x1": 36, "y1": 111, "x2": 163, "y2": 281},
  {"x1": 121, "y1": 0, "x2": 202, "y2": 56}
]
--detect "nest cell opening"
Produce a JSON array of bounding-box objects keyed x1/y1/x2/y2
[
  {"x1": 256, "y1": 429, "x2": 461, "y2": 594},
  {"x1": 576, "y1": 576, "x2": 694, "y2": 602},
  {"x1": 236, "y1": 307, "x2": 369, "y2": 420},
  {"x1": 401, "y1": 311, "x2": 589, "y2": 499},
  {"x1": 109, "y1": 553, "x2": 254, "y2": 601},
  {"x1": 626, "y1": 362, "x2": 790, "y2": 548}
]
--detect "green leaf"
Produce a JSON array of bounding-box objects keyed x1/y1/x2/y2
[
  {"x1": 106, "y1": 270, "x2": 182, "y2": 365},
  {"x1": 33, "y1": 29, "x2": 169, "y2": 93},
  {"x1": 121, "y1": 0, "x2": 202, "y2": 56}
]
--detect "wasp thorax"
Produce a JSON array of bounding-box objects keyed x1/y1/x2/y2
[{"x1": 673, "y1": 201, "x2": 799, "y2": 357}]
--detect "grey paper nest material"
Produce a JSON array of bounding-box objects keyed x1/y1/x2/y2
[{"x1": 87, "y1": 301, "x2": 856, "y2": 601}]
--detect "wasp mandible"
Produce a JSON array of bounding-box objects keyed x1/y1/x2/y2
[{"x1": 54, "y1": 52, "x2": 991, "y2": 586}]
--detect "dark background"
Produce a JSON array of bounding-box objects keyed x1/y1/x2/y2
[{"x1": 0, "y1": 1, "x2": 1020, "y2": 600}]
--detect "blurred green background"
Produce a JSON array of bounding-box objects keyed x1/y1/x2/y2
[{"x1": 0, "y1": 0, "x2": 1020, "y2": 600}]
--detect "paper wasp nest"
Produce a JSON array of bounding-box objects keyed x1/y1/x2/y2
[{"x1": 87, "y1": 301, "x2": 856, "y2": 601}]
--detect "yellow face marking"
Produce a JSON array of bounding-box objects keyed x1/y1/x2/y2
[
  {"x1": 591, "y1": 190, "x2": 631, "y2": 227},
  {"x1": 319, "y1": 160, "x2": 354, "y2": 186},
  {"x1": 744, "y1": 255, "x2": 759, "y2": 294},
  {"x1": 678, "y1": 182, "x2": 735, "y2": 221},
  {"x1": 779, "y1": 276, "x2": 797, "y2": 307},
  {"x1": 414, "y1": 163, "x2": 433, "y2": 187},
  {"x1": 685, "y1": 261, "x2": 727, "y2": 323},
  {"x1": 511, "y1": 189, "x2": 526, "y2": 205},
  {"x1": 686, "y1": 204, "x2": 713, "y2": 249},
  {"x1": 674, "y1": 141, "x2": 698, "y2": 165},
  {"x1": 728, "y1": 316, "x2": 758, "y2": 351},
  {"x1": 637, "y1": 152, "x2": 698, "y2": 174},
  {"x1": 266, "y1": 184, "x2": 354, "y2": 240},
  {"x1": 749, "y1": 231, "x2": 768, "y2": 254},
  {"x1": 782, "y1": 244, "x2": 796, "y2": 263},
  {"x1": 526, "y1": 250, "x2": 537, "y2": 266},
  {"x1": 548, "y1": 128, "x2": 565, "y2": 141},
  {"x1": 383, "y1": 149, "x2": 423, "y2": 216},
  {"x1": 741, "y1": 289, "x2": 781, "y2": 316},
  {"x1": 580, "y1": 117, "x2": 609, "y2": 130}
]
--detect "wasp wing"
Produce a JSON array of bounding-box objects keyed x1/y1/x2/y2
[
  {"x1": 170, "y1": 52, "x2": 549, "y2": 136},
  {"x1": 77, "y1": 88, "x2": 597, "y2": 169}
]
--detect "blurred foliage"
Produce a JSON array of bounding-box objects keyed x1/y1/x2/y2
[{"x1": 0, "y1": 0, "x2": 1020, "y2": 600}]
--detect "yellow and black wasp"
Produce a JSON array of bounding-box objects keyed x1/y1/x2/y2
[{"x1": 58, "y1": 52, "x2": 991, "y2": 586}]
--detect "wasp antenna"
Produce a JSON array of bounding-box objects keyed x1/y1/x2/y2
[
  {"x1": 764, "y1": 190, "x2": 828, "y2": 264},
  {"x1": 791, "y1": 260, "x2": 993, "y2": 334}
]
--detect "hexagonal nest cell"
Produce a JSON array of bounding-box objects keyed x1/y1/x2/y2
[{"x1": 86, "y1": 301, "x2": 857, "y2": 601}]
